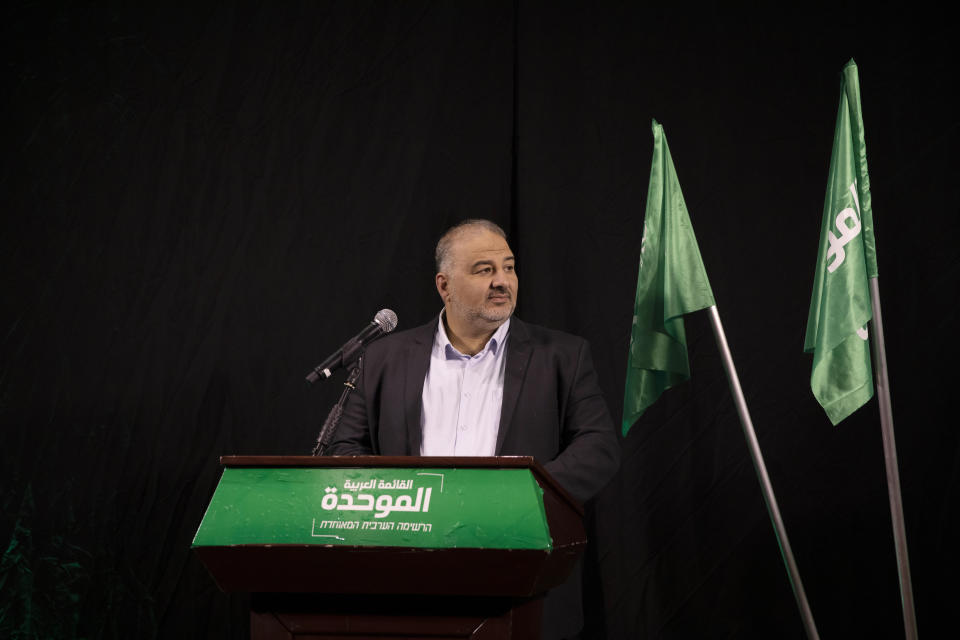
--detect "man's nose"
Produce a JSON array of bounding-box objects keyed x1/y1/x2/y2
[{"x1": 490, "y1": 270, "x2": 510, "y2": 289}]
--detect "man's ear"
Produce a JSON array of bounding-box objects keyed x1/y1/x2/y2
[{"x1": 435, "y1": 273, "x2": 448, "y2": 300}]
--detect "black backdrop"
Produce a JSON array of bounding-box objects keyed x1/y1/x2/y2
[{"x1": 2, "y1": 2, "x2": 957, "y2": 638}]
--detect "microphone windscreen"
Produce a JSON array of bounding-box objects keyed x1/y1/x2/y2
[{"x1": 374, "y1": 309, "x2": 398, "y2": 333}]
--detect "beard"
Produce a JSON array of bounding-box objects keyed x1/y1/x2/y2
[{"x1": 448, "y1": 287, "x2": 515, "y2": 326}]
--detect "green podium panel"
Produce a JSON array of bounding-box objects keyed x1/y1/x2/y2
[{"x1": 193, "y1": 466, "x2": 552, "y2": 551}]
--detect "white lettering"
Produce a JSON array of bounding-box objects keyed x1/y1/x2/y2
[
  {"x1": 826, "y1": 181, "x2": 863, "y2": 273},
  {"x1": 374, "y1": 494, "x2": 393, "y2": 518},
  {"x1": 323, "y1": 484, "x2": 434, "y2": 519},
  {"x1": 320, "y1": 487, "x2": 338, "y2": 510}
]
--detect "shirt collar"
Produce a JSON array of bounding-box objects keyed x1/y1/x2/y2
[{"x1": 436, "y1": 309, "x2": 511, "y2": 358}]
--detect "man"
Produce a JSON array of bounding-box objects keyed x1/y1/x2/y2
[{"x1": 328, "y1": 219, "x2": 620, "y2": 638}]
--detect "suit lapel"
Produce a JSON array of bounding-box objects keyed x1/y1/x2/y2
[
  {"x1": 496, "y1": 317, "x2": 532, "y2": 454},
  {"x1": 403, "y1": 319, "x2": 435, "y2": 455}
]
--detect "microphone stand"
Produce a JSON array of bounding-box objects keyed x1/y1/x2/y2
[{"x1": 311, "y1": 354, "x2": 363, "y2": 456}]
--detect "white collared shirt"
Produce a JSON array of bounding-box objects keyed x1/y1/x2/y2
[{"x1": 419, "y1": 313, "x2": 510, "y2": 456}]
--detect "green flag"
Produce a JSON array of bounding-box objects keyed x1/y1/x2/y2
[
  {"x1": 804, "y1": 59, "x2": 878, "y2": 425},
  {"x1": 623, "y1": 120, "x2": 715, "y2": 435}
]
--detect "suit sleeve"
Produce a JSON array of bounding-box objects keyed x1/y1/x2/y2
[{"x1": 543, "y1": 340, "x2": 621, "y2": 503}]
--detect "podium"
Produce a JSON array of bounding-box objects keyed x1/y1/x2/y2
[{"x1": 192, "y1": 455, "x2": 586, "y2": 639}]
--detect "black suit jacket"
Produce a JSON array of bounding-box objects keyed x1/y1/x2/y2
[
  {"x1": 328, "y1": 316, "x2": 620, "y2": 503},
  {"x1": 326, "y1": 316, "x2": 621, "y2": 639}
]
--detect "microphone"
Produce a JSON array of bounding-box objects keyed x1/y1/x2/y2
[{"x1": 305, "y1": 309, "x2": 398, "y2": 383}]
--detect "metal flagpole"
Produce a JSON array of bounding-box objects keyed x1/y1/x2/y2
[
  {"x1": 868, "y1": 276, "x2": 919, "y2": 640},
  {"x1": 706, "y1": 305, "x2": 821, "y2": 640}
]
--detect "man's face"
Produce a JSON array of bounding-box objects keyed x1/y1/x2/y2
[{"x1": 437, "y1": 228, "x2": 518, "y2": 332}]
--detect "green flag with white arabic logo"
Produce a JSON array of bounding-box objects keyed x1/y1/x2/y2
[
  {"x1": 623, "y1": 120, "x2": 715, "y2": 436},
  {"x1": 804, "y1": 60, "x2": 878, "y2": 425}
]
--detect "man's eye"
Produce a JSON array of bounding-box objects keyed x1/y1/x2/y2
[{"x1": 504, "y1": 265, "x2": 514, "y2": 272}]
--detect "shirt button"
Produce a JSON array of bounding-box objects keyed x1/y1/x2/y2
[{"x1": 460, "y1": 424, "x2": 467, "y2": 431}]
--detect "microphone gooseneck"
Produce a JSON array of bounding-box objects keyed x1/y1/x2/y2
[{"x1": 305, "y1": 309, "x2": 398, "y2": 384}]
